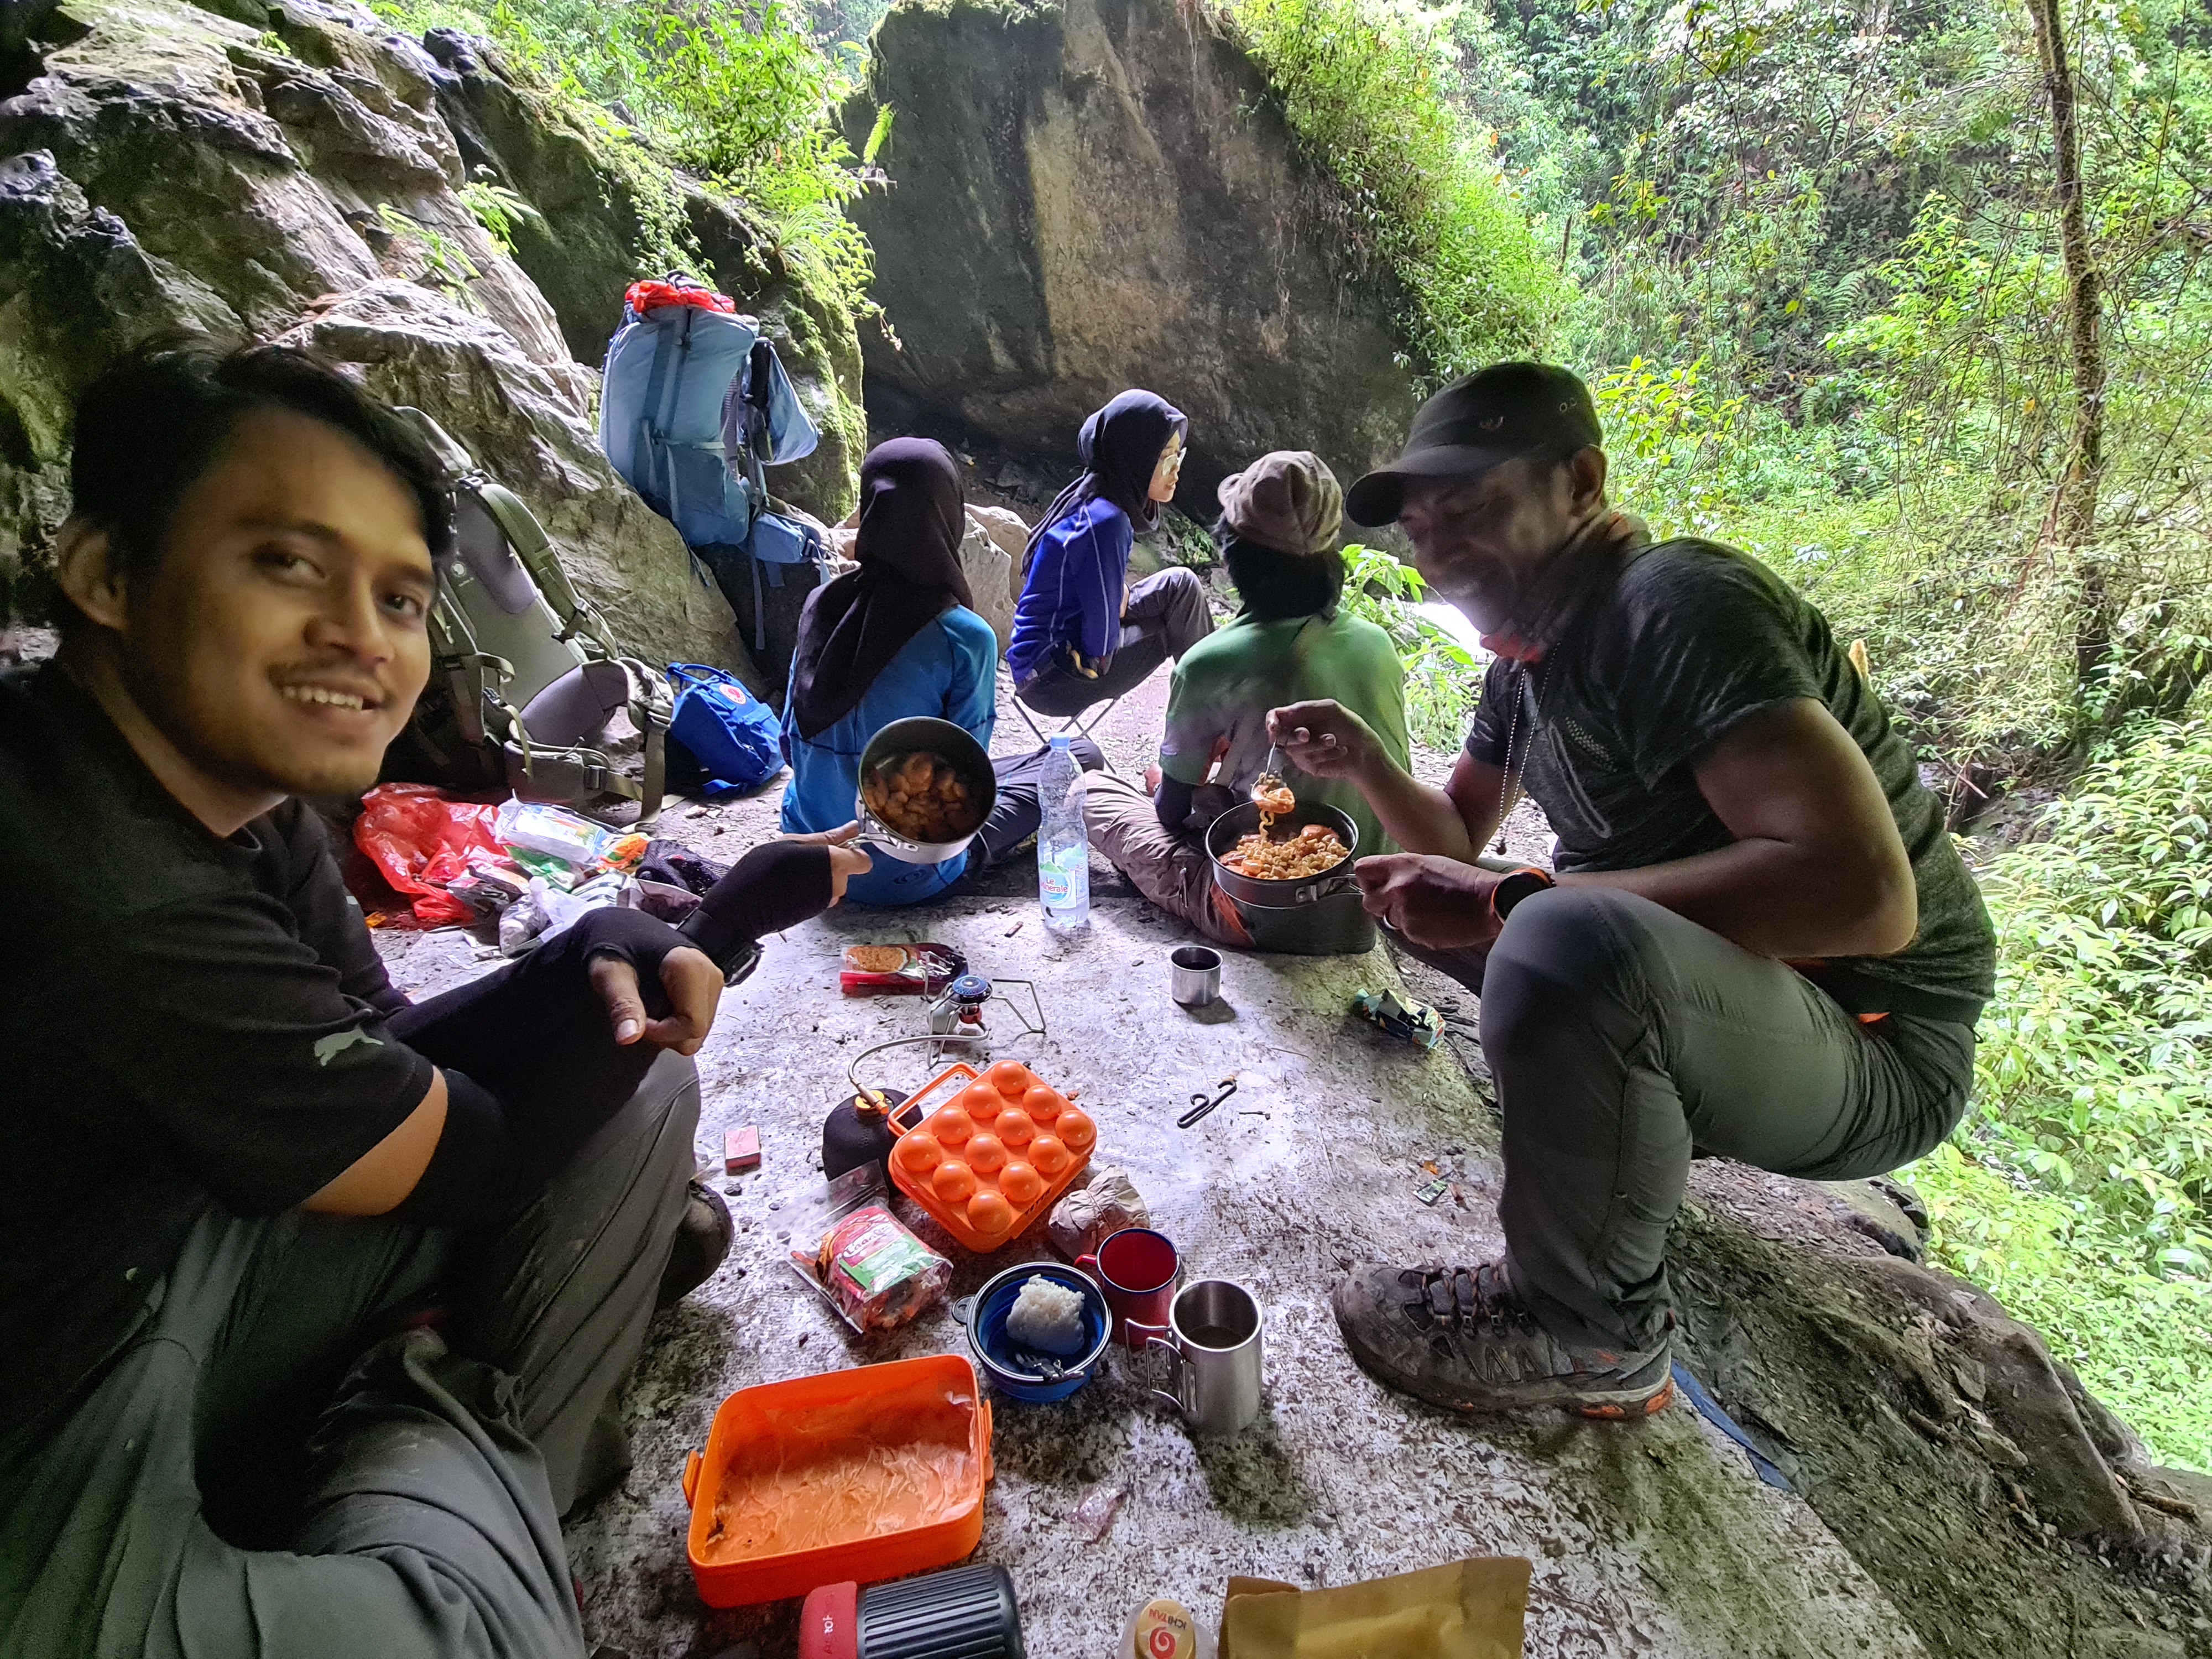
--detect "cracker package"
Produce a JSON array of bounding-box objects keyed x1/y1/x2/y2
[
  {"x1": 838, "y1": 942, "x2": 964, "y2": 997},
  {"x1": 1219, "y1": 1558, "x2": 1530, "y2": 1659},
  {"x1": 784, "y1": 1164, "x2": 952, "y2": 1333}
]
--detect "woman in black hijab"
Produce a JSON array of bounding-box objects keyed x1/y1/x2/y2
[
  {"x1": 780, "y1": 439, "x2": 999, "y2": 905},
  {"x1": 1005, "y1": 389, "x2": 1214, "y2": 721},
  {"x1": 779, "y1": 437, "x2": 1104, "y2": 902}
]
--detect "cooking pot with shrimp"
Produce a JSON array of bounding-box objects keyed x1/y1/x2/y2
[
  {"x1": 1204, "y1": 798, "x2": 1364, "y2": 907},
  {"x1": 855, "y1": 717, "x2": 998, "y2": 865}
]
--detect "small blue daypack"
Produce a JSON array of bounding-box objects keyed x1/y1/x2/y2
[{"x1": 665, "y1": 662, "x2": 784, "y2": 796}]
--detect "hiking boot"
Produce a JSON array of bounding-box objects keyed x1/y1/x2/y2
[
  {"x1": 1332, "y1": 1260, "x2": 1673, "y2": 1419},
  {"x1": 657, "y1": 1178, "x2": 733, "y2": 1308}
]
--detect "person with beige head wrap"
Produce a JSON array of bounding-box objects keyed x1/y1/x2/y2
[{"x1": 1081, "y1": 450, "x2": 1411, "y2": 952}]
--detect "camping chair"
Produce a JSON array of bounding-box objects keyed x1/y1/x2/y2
[{"x1": 1011, "y1": 690, "x2": 1124, "y2": 749}]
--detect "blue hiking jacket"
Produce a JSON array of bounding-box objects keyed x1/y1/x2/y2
[
  {"x1": 1005, "y1": 498, "x2": 1133, "y2": 687},
  {"x1": 780, "y1": 606, "x2": 998, "y2": 906}
]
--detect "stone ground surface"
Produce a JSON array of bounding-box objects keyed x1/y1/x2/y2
[{"x1": 374, "y1": 672, "x2": 1945, "y2": 1659}]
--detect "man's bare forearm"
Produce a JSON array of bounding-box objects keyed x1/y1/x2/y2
[{"x1": 1354, "y1": 752, "x2": 1485, "y2": 863}]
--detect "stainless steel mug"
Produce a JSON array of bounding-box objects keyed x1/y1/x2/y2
[
  {"x1": 1170, "y1": 946, "x2": 1222, "y2": 1008},
  {"x1": 1133, "y1": 1278, "x2": 1263, "y2": 1434}
]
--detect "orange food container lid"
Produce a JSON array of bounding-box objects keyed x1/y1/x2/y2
[
  {"x1": 886, "y1": 1062, "x2": 1095, "y2": 1251},
  {"x1": 682, "y1": 1353, "x2": 994, "y2": 1609}
]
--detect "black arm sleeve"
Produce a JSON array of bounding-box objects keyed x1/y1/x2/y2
[
  {"x1": 386, "y1": 907, "x2": 691, "y2": 1227},
  {"x1": 387, "y1": 1069, "x2": 533, "y2": 1225},
  {"x1": 679, "y1": 840, "x2": 833, "y2": 975},
  {"x1": 1155, "y1": 774, "x2": 1196, "y2": 832}
]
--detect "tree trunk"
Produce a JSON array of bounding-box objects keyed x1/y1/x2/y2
[
  {"x1": 2026, "y1": 0, "x2": 2104, "y2": 550},
  {"x1": 2023, "y1": 0, "x2": 2115, "y2": 700}
]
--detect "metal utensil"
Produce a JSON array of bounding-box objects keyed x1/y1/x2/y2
[
  {"x1": 1178, "y1": 1076, "x2": 1238, "y2": 1129},
  {"x1": 1205, "y1": 799, "x2": 1363, "y2": 907},
  {"x1": 1250, "y1": 743, "x2": 1292, "y2": 807},
  {"x1": 1134, "y1": 1279, "x2": 1265, "y2": 1435},
  {"x1": 1170, "y1": 945, "x2": 1222, "y2": 1008}
]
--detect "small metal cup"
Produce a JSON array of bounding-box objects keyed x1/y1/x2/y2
[
  {"x1": 1135, "y1": 1279, "x2": 1264, "y2": 1435},
  {"x1": 1170, "y1": 945, "x2": 1222, "y2": 1008}
]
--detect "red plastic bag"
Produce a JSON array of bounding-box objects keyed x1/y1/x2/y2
[
  {"x1": 353, "y1": 782, "x2": 505, "y2": 927},
  {"x1": 624, "y1": 278, "x2": 737, "y2": 317}
]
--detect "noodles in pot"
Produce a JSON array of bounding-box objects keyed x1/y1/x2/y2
[{"x1": 1220, "y1": 821, "x2": 1350, "y2": 881}]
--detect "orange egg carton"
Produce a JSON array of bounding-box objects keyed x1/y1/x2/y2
[{"x1": 886, "y1": 1059, "x2": 1097, "y2": 1251}]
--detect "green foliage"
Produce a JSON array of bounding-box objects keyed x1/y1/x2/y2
[
  {"x1": 374, "y1": 204, "x2": 483, "y2": 305},
  {"x1": 457, "y1": 179, "x2": 532, "y2": 254},
  {"x1": 1224, "y1": 0, "x2": 1565, "y2": 378},
  {"x1": 1910, "y1": 717, "x2": 2212, "y2": 1468},
  {"x1": 1338, "y1": 543, "x2": 1478, "y2": 750},
  {"x1": 862, "y1": 102, "x2": 894, "y2": 168},
  {"x1": 373, "y1": 0, "x2": 873, "y2": 315}
]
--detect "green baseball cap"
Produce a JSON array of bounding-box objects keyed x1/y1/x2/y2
[{"x1": 1345, "y1": 362, "x2": 1603, "y2": 526}]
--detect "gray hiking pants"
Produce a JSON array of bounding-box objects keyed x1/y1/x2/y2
[
  {"x1": 1016, "y1": 566, "x2": 1213, "y2": 719},
  {"x1": 1404, "y1": 888, "x2": 1977, "y2": 1352},
  {"x1": 0, "y1": 1051, "x2": 698, "y2": 1659}
]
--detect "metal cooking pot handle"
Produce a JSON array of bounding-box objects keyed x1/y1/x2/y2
[
  {"x1": 1140, "y1": 1331, "x2": 1192, "y2": 1417},
  {"x1": 1296, "y1": 870, "x2": 1363, "y2": 902}
]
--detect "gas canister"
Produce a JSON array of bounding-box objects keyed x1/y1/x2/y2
[{"x1": 797, "y1": 1563, "x2": 1025, "y2": 1659}]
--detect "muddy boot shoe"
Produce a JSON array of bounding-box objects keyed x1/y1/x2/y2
[
  {"x1": 657, "y1": 1179, "x2": 734, "y2": 1308},
  {"x1": 1333, "y1": 1261, "x2": 1673, "y2": 1419}
]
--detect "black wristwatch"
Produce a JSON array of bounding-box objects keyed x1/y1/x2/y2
[{"x1": 1489, "y1": 867, "x2": 1556, "y2": 922}]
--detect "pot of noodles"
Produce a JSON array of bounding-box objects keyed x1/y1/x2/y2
[
  {"x1": 855, "y1": 717, "x2": 998, "y2": 865},
  {"x1": 1204, "y1": 797, "x2": 1363, "y2": 909}
]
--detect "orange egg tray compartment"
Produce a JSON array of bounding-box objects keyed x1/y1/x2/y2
[{"x1": 886, "y1": 1059, "x2": 1097, "y2": 1252}]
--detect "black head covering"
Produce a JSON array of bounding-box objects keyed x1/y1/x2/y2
[
  {"x1": 790, "y1": 437, "x2": 972, "y2": 740},
  {"x1": 1024, "y1": 389, "x2": 1188, "y2": 572}
]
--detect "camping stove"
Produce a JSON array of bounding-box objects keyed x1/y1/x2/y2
[{"x1": 922, "y1": 972, "x2": 1045, "y2": 1065}]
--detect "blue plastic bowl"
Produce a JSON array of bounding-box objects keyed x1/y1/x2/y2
[{"x1": 967, "y1": 1262, "x2": 1112, "y2": 1404}]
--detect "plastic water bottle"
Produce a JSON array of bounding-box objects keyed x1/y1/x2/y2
[{"x1": 1037, "y1": 736, "x2": 1091, "y2": 935}]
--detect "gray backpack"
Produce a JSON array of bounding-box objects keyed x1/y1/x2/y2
[{"x1": 391, "y1": 407, "x2": 673, "y2": 821}]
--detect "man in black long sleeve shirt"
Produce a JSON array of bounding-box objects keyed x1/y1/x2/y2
[{"x1": 0, "y1": 341, "x2": 861, "y2": 1659}]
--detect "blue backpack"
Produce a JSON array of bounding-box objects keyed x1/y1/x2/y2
[
  {"x1": 598, "y1": 278, "x2": 820, "y2": 547},
  {"x1": 599, "y1": 279, "x2": 830, "y2": 672},
  {"x1": 665, "y1": 662, "x2": 784, "y2": 796}
]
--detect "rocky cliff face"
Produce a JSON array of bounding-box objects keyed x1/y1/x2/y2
[
  {"x1": 418, "y1": 27, "x2": 867, "y2": 518},
  {"x1": 0, "y1": 0, "x2": 863, "y2": 667},
  {"x1": 843, "y1": 0, "x2": 1422, "y2": 512}
]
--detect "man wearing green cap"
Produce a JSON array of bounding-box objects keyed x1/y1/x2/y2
[{"x1": 1272, "y1": 362, "x2": 1994, "y2": 1418}]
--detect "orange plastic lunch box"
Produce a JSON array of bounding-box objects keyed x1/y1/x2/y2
[
  {"x1": 681, "y1": 1354, "x2": 995, "y2": 1608},
  {"x1": 885, "y1": 1060, "x2": 1097, "y2": 1251}
]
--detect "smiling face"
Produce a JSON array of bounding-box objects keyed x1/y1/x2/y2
[
  {"x1": 1395, "y1": 449, "x2": 1605, "y2": 635},
  {"x1": 1148, "y1": 429, "x2": 1186, "y2": 503},
  {"x1": 107, "y1": 406, "x2": 436, "y2": 803}
]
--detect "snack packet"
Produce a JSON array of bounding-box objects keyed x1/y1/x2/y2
[
  {"x1": 839, "y1": 941, "x2": 966, "y2": 997},
  {"x1": 785, "y1": 1165, "x2": 952, "y2": 1333},
  {"x1": 1352, "y1": 988, "x2": 1445, "y2": 1050}
]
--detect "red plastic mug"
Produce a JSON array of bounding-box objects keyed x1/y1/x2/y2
[{"x1": 1074, "y1": 1227, "x2": 1179, "y2": 1349}]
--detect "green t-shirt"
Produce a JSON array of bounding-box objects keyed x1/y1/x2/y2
[{"x1": 1159, "y1": 608, "x2": 1411, "y2": 858}]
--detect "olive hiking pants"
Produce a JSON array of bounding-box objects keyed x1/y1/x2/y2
[
  {"x1": 1401, "y1": 888, "x2": 1978, "y2": 1353},
  {"x1": 0, "y1": 1051, "x2": 698, "y2": 1659}
]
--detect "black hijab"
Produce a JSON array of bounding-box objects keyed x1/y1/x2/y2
[
  {"x1": 790, "y1": 437, "x2": 972, "y2": 740},
  {"x1": 1023, "y1": 389, "x2": 1188, "y2": 573}
]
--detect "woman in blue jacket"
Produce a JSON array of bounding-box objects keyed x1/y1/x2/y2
[
  {"x1": 782, "y1": 438, "x2": 1098, "y2": 904},
  {"x1": 1006, "y1": 390, "x2": 1213, "y2": 720}
]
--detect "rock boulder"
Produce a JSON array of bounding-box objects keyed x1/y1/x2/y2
[
  {"x1": 843, "y1": 0, "x2": 1423, "y2": 511},
  {"x1": 277, "y1": 281, "x2": 742, "y2": 675},
  {"x1": 415, "y1": 28, "x2": 866, "y2": 521},
  {"x1": 0, "y1": 0, "x2": 757, "y2": 675}
]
